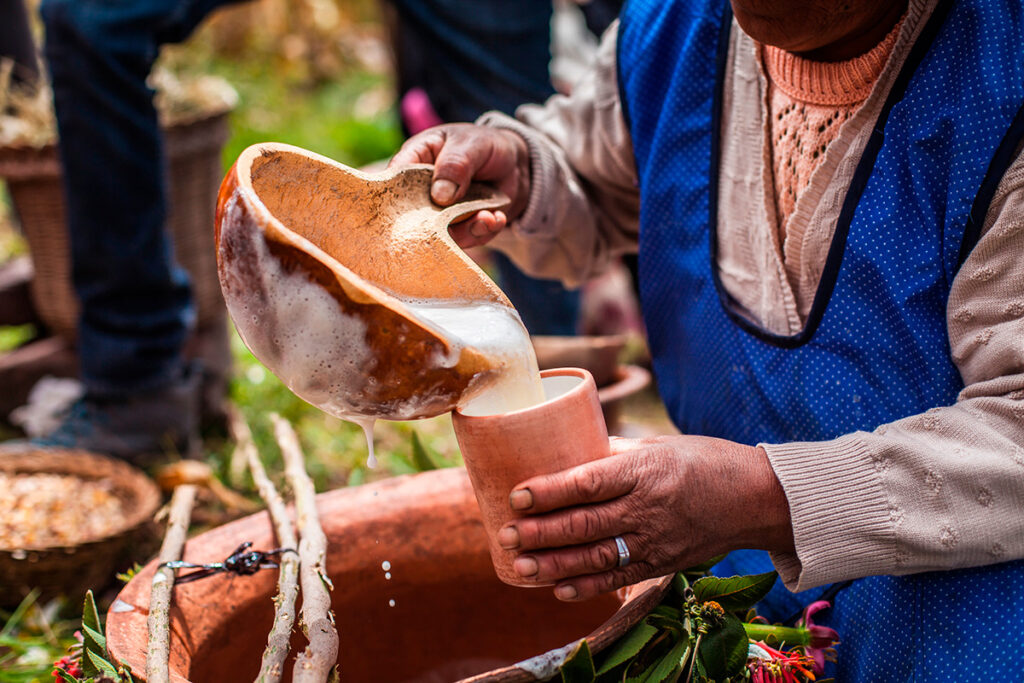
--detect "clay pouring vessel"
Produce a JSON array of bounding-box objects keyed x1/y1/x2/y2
[{"x1": 216, "y1": 143, "x2": 513, "y2": 420}]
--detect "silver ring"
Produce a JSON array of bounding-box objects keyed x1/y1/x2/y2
[{"x1": 614, "y1": 536, "x2": 630, "y2": 568}]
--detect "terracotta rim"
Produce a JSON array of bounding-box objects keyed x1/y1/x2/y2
[
  {"x1": 597, "y1": 364, "x2": 652, "y2": 405},
  {"x1": 454, "y1": 367, "x2": 596, "y2": 420}
]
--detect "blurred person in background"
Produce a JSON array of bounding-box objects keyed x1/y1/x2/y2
[{"x1": 8, "y1": 0, "x2": 249, "y2": 460}]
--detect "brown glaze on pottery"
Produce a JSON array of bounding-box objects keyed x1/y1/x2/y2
[
  {"x1": 106, "y1": 469, "x2": 669, "y2": 682},
  {"x1": 452, "y1": 369, "x2": 611, "y2": 587},
  {"x1": 214, "y1": 143, "x2": 516, "y2": 419}
]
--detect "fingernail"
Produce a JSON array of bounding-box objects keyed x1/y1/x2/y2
[
  {"x1": 513, "y1": 556, "x2": 538, "y2": 577},
  {"x1": 555, "y1": 584, "x2": 578, "y2": 600},
  {"x1": 432, "y1": 179, "x2": 457, "y2": 204},
  {"x1": 497, "y1": 526, "x2": 520, "y2": 549},
  {"x1": 469, "y1": 218, "x2": 487, "y2": 238},
  {"x1": 509, "y1": 489, "x2": 533, "y2": 511}
]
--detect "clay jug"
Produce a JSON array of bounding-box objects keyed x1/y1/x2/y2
[{"x1": 215, "y1": 142, "x2": 518, "y2": 420}]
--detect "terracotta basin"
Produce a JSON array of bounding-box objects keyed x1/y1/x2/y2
[
  {"x1": 530, "y1": 336, "x2": 652, "y2": 434},
  {"x1": 215, "y1": 143, "x2": 515, "y2": 420},
  {"x1": 597, "y1": 365, "x2": 652, "y2": 435},
  {"x1": 531, "y1": 335, "x2": 626, "y2": 389},
  {"x1": 106, "y1": 469, "x2": 670, "y2": 682}
]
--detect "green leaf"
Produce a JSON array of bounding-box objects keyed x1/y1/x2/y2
[
  {"x1": 691, "y1": 572, "x2": 777, "y2": 612},
  {"x1": 560, "y1": 639, "x2": 596, "y2": 683},
  {"x1": 695, "y1": 614, "x2": 748, "y2": 681},
  {"x1": 638, "y1": 636, "x2": 690, "y2": 683},
  {"x1": 54, "y1": 669, "x2": 80, "y2": 683},
  {"x1": 119, "y1": 662, "x2": 137, "y2": 683},
  {"x1": 683, "y1": 554, "x2": 727, "y2": 575},
  {"x1": 670, "y1": 573, "x2": 690, "y2": 598},
  {"x1": 646, "y1": 614, "x2": 685, "y2": 634},
  {"x1": 410, "y1": 431, "x2": 438, "y2": 471},
  {"x1": 649, "y1": 605, "x2": 683, "y2": 621},
  {"x1": 83, "y1": 647, "x2": 119, "y2": 680},
  {"x1": 595, "y1": 621, "x2": 659, "y2": 675},
  {"x1": 81, "y1": 591, "x2": 108, "y2": 677}
]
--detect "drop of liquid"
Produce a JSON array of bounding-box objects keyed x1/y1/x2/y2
[
  {"x1": 381, "y1": 560, "x2": 391, "y2": 571},
  {"x1": 385, "y1": 572, "x2": 392, "y2": 580},
  {"x1": 350, "y1": 417, "x2": 377, "y2": 468},
  {"x1": 388, "y1": 599, "x2": 396, "y2": 607}
]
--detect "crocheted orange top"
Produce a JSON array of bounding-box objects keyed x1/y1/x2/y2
[{"x1": 763, "y1": 18, "x2": 903, "y2": 238}]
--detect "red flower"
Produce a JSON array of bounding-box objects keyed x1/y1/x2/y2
[
  {"x1": 52, "y1": 654, "x2": 83, "y2": 680},
  {"x1": 748, "y1": 641, "x2": 817, "y2": 682}
]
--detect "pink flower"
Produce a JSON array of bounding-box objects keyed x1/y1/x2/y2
[{"x1": 797, "y1": 600, "x2": 840, "y2": 674}]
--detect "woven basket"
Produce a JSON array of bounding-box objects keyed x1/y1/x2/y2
[
  {"x1": 0, "y1": 449, "x2": 162, "y2": 607},
  {"x1": 0, "y1": 113, "x2": 230, "y2": 340}
]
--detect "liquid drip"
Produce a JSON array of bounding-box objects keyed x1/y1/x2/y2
[{"x1": 352, "y1": 417, "x2": 377, "y2": 468}]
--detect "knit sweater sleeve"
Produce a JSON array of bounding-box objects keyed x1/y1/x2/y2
[
  {"x1": 476, "y1": 21, "x2": 639, "y2": 288},
  {"x1": 765, "y1": 152, "x2": 1024, "y2": 591}
]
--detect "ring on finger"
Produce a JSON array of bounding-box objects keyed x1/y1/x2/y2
[{"x1": 613, "y1": 536, "x2": 630, "y2": 568}]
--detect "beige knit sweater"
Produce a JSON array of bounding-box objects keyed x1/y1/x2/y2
[{"x1": 479, "y1": 0, "x2": 1024, "y2": 592}]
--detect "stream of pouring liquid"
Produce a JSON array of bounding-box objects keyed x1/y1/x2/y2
[
  {"x1": 404, "y1": 300, "x2": 546, "y2": 416},
  {"x1": 348, "y1": 300, "x2": 546, "y2": 468}
]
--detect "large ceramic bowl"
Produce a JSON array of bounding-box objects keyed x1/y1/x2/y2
[{"x1": 106, "y1": 468, "x2": 669, "y2": 682}]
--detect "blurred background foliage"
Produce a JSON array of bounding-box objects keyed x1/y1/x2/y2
[
  {"x1": 0, "y1": 2, "x2": 462, "y2": 677},
  {"x1": 0, "y1": 0, "x2": 459, "y2": 498}
]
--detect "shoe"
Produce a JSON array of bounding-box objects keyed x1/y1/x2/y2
[{"x1": 26, "y1": 364, "x2": 201, "y2": 464}]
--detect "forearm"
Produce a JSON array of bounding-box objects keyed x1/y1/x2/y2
[{"x1": 765, "y1": 387, "x2": 1024, "y2": 591}]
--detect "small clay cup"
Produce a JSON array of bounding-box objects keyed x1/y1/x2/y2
[{"x1": 453, "y1": 367, "x2": 610, "y2": 586}]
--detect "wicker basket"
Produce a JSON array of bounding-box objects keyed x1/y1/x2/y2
[
  {"x1": 0, "y1": 113, "x2": 230, "y2": 340},
  {"x1": 0, "y1": 449, "x2": 162, "y2": 607}
]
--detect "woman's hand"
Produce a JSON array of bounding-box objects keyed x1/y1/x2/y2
[
  {"x1": 495, "y1": 435, "x2": 794, "y2": 601},
  {"x1": 389, "y1": 123, "x2": 531, "y2": 247}
]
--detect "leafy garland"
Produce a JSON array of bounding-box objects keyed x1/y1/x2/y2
[{"x1": 558, "y1": 562, "x2": 837, "y2": 683}]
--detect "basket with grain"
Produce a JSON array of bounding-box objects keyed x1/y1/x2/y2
[{"x1": 0, "y1": 449, "x2": 161, "y2": 606}]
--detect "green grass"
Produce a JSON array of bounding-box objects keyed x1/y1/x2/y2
[{"x1": 0, "y1": 592, "x2": 81, "y2": 683}]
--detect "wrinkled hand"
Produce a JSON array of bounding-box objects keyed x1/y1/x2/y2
[
  {"x1": 389, "y1": 123, "x2": 530, "y2": 247},
  {"x1": 496, "y1": 436, "x2": 794, "y2": 601}
]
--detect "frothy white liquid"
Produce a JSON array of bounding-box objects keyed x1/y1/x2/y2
[{"x1": 403, "y1": 300, "x2": 545, "y2": 417}]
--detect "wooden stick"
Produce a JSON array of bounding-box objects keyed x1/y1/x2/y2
[
  {"x1": 227, "y1": 402, "x2": 259, "y2": 489},
  {"x1": 246, "y1": 417, "x2": 301, "y2": 683},
  {"x1": 271, "y1": 413, "x2": 339, "y2": 683},
  {"x1": 146, "y1": 484, "x2": 198, "y2": 683}
]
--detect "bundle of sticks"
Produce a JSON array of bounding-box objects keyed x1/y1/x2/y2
[{"x1": 147, "y1": 408, "x2": 340, "y2": 683}]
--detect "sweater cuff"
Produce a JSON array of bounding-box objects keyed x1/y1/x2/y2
[
  {"x1": 475, "y1": 110, "x2": 560, "y2": 239},
  {"x1": 761, "y1": 435, "x2": 897, "y2": 591}
]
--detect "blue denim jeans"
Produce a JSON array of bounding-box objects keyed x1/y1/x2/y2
[{"x1": 39, "y1": 0, "x2": 239, "y2": 397}]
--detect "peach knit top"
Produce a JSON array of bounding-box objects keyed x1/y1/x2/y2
[{"x1": 763, "y1": 19, "x2": 903, "y2": 238}]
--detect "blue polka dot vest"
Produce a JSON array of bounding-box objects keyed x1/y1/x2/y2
[{"x1": 618, "y1": 0, "x2": 1024, "y2": 679}]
